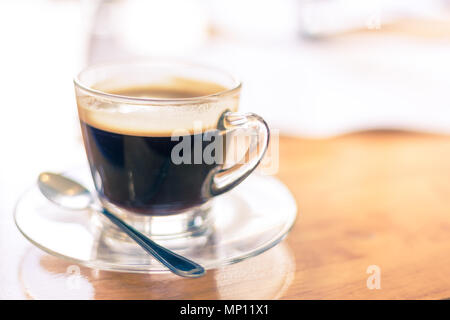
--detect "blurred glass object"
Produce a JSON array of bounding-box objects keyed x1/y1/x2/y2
[
  {"x1": 208, "y1": 0, "x2": 301, "y2": 43},
  {"x1": 299, "y1": 0, "x2": 450, "y2": 39},
  {"x1": 82, "y1": 0, "x2": 209, "y2": 64}
]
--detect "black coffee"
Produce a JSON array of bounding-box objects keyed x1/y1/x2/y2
[{"x1": 79, "y1": 81, "x2": 229, "y2": 215}]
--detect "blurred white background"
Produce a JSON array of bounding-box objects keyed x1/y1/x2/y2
[
  {"x1": 83, "y1": 0, "x2": 450, "y2": 136},
  {"x1": 1, "y1": 0, "x2": 450, "y2": 297}
]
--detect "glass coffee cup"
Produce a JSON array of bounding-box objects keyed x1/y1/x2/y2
[{"x1": 74, "y1": 60, "x2": 269, "y2": 238}]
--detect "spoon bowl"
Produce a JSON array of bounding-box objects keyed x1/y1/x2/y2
[
  {"x1": 37, "y1": 172, "x2": 206, "y2": 278},
  {"x1": 38, "y1": 173, "x2": 93, "y2": 210}
]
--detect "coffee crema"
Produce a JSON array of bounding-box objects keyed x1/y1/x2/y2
[
  {"x1": 77, "y1": 78, "x2": 238, "y2": 137},
  {"x1": 104, "y1": 77, "x2": 228, "y2": 99},
  {"x1": 78, "y1": 79, "x2": 238, "y2": 215}
]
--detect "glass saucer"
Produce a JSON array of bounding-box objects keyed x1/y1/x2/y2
[{"x1": 14, "y1": 167, "x2": 297, "y2": 273}]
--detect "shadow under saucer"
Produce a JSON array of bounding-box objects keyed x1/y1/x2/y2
[{"x1": 19, "y1": 243, "x2": 296, "y2": 300}]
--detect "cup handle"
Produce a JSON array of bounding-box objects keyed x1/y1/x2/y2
[{"x1": 209, "y1": 111, "x2": 270, "y2": 196}]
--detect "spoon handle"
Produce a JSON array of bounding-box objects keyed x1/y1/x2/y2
[{"x1": 100, "y1": 209, "x2": 206, "y2": 278}]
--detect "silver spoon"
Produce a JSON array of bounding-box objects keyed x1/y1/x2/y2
[{"x1": 38, "y1": 172, "x2": 206, "y2": 278}]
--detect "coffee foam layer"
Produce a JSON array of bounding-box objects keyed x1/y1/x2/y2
[
  {"x1": 104, "y1": 78, "x2": 229, "y2": 99},
  {"x1": 77, "y1": 96, "x2": 239, "y2": 137}
]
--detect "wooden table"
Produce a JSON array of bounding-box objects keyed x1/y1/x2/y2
[{"x1": 5, "y1": 131, "x2": 450, "y2": 299}]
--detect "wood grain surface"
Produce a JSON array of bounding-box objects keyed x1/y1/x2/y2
[{"x1": 10, "y1": 131, "x2": 450, "y2": 299}]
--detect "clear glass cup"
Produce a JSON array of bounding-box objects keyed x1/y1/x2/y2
[{"x1": 74, "y1": 60, "x2": 269, "y2": 238}]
